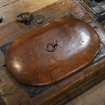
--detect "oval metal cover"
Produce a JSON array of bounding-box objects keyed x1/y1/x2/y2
[{"x1": 6, "y1": 17, "x2": 100, "y2": 86}]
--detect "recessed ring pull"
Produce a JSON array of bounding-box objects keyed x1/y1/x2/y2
[{"x1": 46, "y1": 40, "x2": 58, "y2": 52}]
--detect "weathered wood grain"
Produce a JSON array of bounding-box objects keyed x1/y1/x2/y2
[
  {"x1": 66, "y1": 79, "x2": 105, "y2": 105},
  {"x1": 0, "y1": 0, "x2": 59, "y2": 26},
  {"x1": 0, "y1": 0, "x2": 105, "y2": 105},
  {"x1": 0, "y1": 67, "x2": 32, "y2": 105}
]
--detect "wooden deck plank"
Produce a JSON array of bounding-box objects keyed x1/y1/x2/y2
[
  {"x1": 0, "y1": 0, "x2": 59, "y2": 26},
  {"x1": 66, "y1": 79, "x2": 105, "y2": 105}
]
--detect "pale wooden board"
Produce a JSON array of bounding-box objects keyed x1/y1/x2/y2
[
  {"x1": 0, "y1": 0, "x2": 59, "y2": 25},
  {"x1": 0, "y1": 67, "x2": 32, "y2": 105},
  {"x1": 66, "y1": 80, "x2": 105, "y2": 105}
]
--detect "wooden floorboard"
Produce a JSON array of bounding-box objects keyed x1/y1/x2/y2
[
  {"x1": 65, "y1": 79, "x2": 105, "y2": 105},
  {"x1": 0, "y1": 0, "x2": 59, "y2": 26}
]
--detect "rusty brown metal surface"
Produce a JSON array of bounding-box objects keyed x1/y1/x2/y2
[{"x1": 6, "y1": 16, "x2": 99, "y2": 86}]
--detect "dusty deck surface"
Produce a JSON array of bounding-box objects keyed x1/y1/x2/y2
[
  {"x1": 0, "y1": 0, "x2": 58, "y2": 25},
  {"x1": 0, "y1": 0, "x2": 105, "y2": 105},
  {"x1": 66, "y1": 79, "x2": 105, "y2": 105}
]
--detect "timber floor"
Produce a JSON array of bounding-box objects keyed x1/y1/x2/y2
[{"x1": 66, "y1": 79, "x2": 105, "y2": 105}]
